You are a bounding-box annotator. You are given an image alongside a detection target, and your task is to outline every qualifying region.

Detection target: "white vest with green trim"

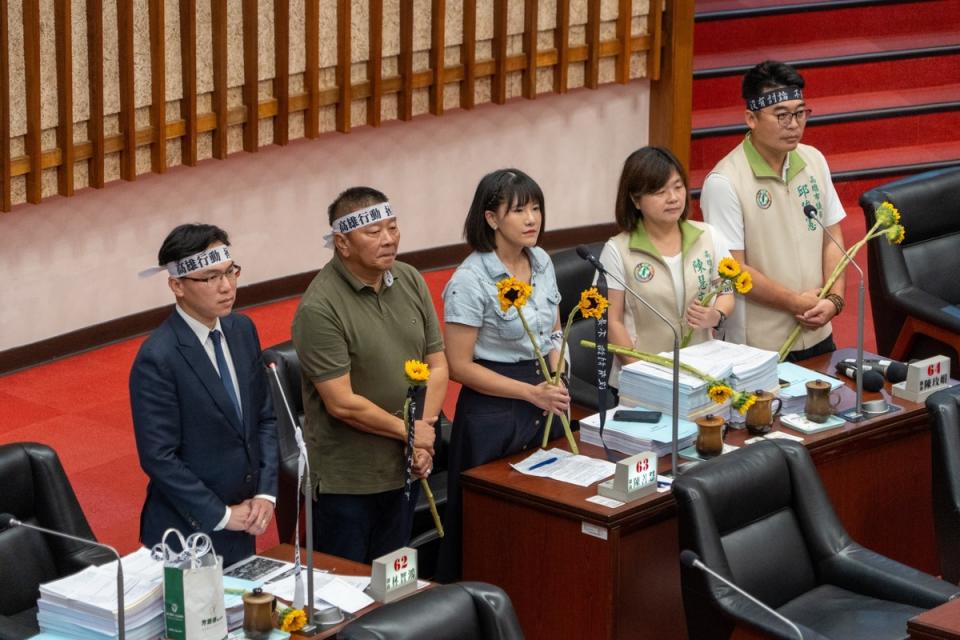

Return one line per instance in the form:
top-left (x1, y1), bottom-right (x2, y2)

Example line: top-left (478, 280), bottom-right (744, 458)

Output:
top-left (610, 220), bottom-right (718, 354)
top-left (708, 138), bottom-right (833, 353)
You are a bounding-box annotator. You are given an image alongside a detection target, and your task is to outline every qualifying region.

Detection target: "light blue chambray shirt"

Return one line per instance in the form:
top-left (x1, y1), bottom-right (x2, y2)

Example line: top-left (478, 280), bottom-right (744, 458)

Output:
top-left (442, 247), bottom-right (561, 363)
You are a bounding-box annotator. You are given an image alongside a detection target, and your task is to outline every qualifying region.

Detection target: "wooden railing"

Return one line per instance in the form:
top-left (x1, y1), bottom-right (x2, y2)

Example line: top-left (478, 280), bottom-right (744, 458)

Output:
top-left (0, 1), bottom-right (686, 213)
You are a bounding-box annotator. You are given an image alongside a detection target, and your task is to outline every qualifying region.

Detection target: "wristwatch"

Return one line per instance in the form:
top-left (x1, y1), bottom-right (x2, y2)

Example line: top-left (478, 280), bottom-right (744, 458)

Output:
top-left (714, 309), bottom-right (727, 329)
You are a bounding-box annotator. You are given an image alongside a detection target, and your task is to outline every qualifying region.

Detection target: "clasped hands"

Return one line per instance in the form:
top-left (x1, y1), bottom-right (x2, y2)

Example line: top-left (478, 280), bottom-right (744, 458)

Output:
top-left (794, 289), bottom-right (838, 328)
top-left (225, 497), bottom-right (274, 536)
top-left (411, 416), bottom-right (437, 480)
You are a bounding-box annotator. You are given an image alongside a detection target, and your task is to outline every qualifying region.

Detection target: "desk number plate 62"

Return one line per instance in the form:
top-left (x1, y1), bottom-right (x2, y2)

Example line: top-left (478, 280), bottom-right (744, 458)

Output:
top-left (369, 547), bottom-right (418, 603)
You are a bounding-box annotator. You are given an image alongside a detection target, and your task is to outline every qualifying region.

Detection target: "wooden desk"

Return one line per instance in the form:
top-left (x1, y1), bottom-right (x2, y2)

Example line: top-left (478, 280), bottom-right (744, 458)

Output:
top-left (910, 597), bottom-right (960, 639)
top-left (461, 350), bottom-right (939, 640)
top-left (260, 544), bottom-right (373, 639)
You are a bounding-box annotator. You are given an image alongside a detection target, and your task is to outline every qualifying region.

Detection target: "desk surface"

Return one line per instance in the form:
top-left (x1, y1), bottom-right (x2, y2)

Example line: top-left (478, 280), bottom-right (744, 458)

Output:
top-left (259, 544), bottom-right (373, 640)
top-left (910, 597), bottom-right (960, 640)
top-left (461, 349), bottom-right (938, 640)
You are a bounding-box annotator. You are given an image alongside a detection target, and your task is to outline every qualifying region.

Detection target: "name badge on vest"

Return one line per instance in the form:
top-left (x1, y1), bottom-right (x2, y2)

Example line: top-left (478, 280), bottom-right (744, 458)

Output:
top-left (634, 262), bottom-right (655, 283)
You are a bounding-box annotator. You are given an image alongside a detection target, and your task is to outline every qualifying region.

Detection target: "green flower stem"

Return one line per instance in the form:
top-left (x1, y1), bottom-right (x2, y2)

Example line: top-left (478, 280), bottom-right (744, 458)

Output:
top-left (516, 309), bottom-right (579, 455)
top-left (580, 339), bottom-right (711, 380)
top-left (776, 219), bottom-right (887, 361)
top-left (403, 397), bottom-right (443, 536)
top-left (542, 306), bottom-right (581, 448)
top-left (681, 288), bottom-right (720, 348)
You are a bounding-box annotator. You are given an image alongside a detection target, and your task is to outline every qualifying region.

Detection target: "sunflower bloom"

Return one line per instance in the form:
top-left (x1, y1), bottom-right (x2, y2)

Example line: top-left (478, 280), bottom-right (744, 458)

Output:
top-left (404, 359), bottom-right (430, 385)
top-left (874, 201), bottom-right (901, 228)
top-left (733, 392), bottom-right (757, 415)
top-left (734, 271), bottom-right (753, 294)
top-left (717, 257), bottom-right (741, 279)
top-left (707, 383), bottom-right (733, 404)
top-left (578, 288), bottom-right (609, 320)
top-left (885, 224), bottom-right (905, 245)
top-left (277, 607), bottom-right (306, 632)
top-left (496, 277), bottom-right (532, 312)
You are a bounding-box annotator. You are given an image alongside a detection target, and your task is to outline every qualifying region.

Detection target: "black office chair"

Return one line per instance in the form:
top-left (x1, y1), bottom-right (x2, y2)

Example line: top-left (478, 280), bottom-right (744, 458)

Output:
top-left (551, 243), bottom-right (617, 410)
top-left (336, 581), bottom-right (523, 640)
top-left (860, 167), bottom-right (960, 371)
top-left (928, 384), bottom-right (960, 584)
top-left (673, 439), bottom-right (958, 640)
top-left (262, 341), bottom-right (450, 577)
top-left (0, 442), bottom-right (116, 640)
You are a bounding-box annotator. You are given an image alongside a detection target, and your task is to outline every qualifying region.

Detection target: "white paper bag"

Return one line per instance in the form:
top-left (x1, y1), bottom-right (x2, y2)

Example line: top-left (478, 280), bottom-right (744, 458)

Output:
top-left (159, 529), bottom-right (228, 640)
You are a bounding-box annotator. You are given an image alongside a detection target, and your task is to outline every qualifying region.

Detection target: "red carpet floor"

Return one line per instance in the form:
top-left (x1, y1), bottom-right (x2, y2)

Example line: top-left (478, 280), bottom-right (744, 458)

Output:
top-left (0, 257), bottom-right (871, 555)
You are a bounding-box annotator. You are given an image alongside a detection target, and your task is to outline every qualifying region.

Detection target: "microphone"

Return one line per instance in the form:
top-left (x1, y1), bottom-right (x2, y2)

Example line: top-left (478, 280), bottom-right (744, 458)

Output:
top-left (804, 205), bottom-right (869, 422)
top-left (834, 360), bottom-right (885, 392)
top-left (266, 362), bottom-right (315, 625)
top-left (576, 245), bottom-right (684, 477)
top-left (838, 358), bottom-right (907, 385)
top-left (0, 513), bottom-right (126, 640)
top-left (680, 550), bottom-right (804, 640)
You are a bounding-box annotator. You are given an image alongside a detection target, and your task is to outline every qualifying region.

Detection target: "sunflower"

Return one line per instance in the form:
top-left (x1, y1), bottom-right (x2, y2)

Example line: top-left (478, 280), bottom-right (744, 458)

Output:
top-left (717, 257), bottom-right (741, 279)
top-left (578, 288), bottom-right (609, 320)
top-left (404, 359), bottom-right (430, 385)
top-left (496, 277), bottom-right (532, 312)
top-left (277, 607), bottom-right (306, 632)
top-left (707, 383), bottom-right (733, 404)
top-left (875, 201), bottom-right (901, 228)
top-left (733, 391), bottom-right (757, 415)
top-left (734, 271), bottom-right (753, 294)
top-left (885, 224), bottom-right (905, 245)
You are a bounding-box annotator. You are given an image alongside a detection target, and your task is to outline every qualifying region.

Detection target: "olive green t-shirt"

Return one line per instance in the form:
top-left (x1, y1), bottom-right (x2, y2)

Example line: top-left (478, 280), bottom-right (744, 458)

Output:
top-left (291, 255), bottom-right (444, 495)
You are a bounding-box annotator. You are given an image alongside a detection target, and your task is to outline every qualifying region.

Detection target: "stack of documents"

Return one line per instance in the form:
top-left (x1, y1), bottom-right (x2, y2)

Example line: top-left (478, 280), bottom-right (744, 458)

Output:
top-left (703, 341), bottom-right (780, 394)
top-left (580, 408), bottom-right (698, 457)
top-left (36, 547), bottom-right (164, 640)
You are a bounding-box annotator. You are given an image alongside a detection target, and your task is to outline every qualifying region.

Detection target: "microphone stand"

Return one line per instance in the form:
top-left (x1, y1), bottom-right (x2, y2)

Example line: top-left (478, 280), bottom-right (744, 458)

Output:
top-left (3, 516), bottom-right (125, 640)
top-left (805, 208), bottom-right (866, 422)
top-left (267, 364), bottom-right (314, 624)
top-left (578, 248), bottom-right (684, 477)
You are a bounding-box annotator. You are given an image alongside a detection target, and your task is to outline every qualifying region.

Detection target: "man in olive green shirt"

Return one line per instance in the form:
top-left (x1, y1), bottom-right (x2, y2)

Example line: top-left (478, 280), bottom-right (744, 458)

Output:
top-left (292, 186), bottom-right (448, 563)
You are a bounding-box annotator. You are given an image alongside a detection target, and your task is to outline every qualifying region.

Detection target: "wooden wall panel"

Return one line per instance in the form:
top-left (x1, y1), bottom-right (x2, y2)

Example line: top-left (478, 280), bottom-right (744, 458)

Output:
top-left (149, 0), bottom-right (166, 173)
top-left (399, 1), bottom-right (413, 120)
top-left (22, 0), bottom-right (41, 202)
top-left (430, 0), bottom-right (445, 115)
top-left (304, 0), bottom-right (319, 138)
top-left (180, 0), bottom-right (197, 166)
top-left (212, 0), bottom-right (228, 159)
top-left (274, 0), bottom-right (289, 144)
top-left (86, 0), bottom-right (104, 187)
top-left (492, 0), bottom-right (507, 104)
top-left (586, 0), bottom-right (601, 90)
top-left (555, 0), bottom-right (570, 94)
top-left (523, 0), bottom-right (538, 99)
top-left (54, 0), bottom-right (74, 195)
top-left (461, 0), bottom-right (476, 109)
top-left (242, 0), bottom-right (259, 152)
top-left (0, 0), bottom-right (9, 211)
top-left (117, 1), bottom-right (136, 181)
top-left (335, 0), bottom-right (351, 133)
top-left (368, 0), bottom-right (382, 127)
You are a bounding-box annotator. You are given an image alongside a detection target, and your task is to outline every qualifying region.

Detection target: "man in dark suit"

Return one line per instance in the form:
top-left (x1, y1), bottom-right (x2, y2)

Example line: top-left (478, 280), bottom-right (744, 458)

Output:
top-left (130, 223), bottom-right (278, 566)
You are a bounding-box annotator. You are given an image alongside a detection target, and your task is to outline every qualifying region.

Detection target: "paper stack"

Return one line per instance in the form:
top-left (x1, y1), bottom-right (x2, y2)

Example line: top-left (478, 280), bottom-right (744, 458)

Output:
top-left (707, 341), bottom-right (780, 395)
top-left (36, 547), bottom-right (164, 640)
top-left (617, 345), bottom-right (733, 420)
top-left (580, 407), bottom-right (698, 457)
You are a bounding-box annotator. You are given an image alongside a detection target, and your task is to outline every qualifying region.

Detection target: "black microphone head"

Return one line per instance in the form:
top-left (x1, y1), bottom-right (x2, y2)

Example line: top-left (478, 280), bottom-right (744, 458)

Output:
top-left (885, 361), bottom-right (908, 384)
top-left (862, 369), bottom-right (885, 392)
top-left (575, 245), bottom-right (593, 261)
top-left (679, 549), bottom-right (700, 569)
top-left (803, 204), bottom-right (819, 219)
top-left (0, 513), bottom-right (16, 529)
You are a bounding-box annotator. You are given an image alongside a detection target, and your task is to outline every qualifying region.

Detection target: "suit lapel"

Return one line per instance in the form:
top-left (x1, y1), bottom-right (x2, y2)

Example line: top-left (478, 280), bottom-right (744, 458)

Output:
top-left (171, 312), bottom-right (245, 436)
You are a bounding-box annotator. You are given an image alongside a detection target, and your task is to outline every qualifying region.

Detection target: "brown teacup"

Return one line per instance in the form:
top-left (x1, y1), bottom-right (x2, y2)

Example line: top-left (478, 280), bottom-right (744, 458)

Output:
top-left (745, 389), bottom-right (783, 435)
top-left (695, 414), bottom-right (726, 457)
top-left (805, 379), bottom-right (841, 423)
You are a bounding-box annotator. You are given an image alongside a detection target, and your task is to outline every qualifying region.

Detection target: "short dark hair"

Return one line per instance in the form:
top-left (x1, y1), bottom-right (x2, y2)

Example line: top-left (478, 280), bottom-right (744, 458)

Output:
top-left (157, 223), bottom-right (230, 265)
top-left (614, 147), bottom-right (689, 232)
top-left (463, 168), bottom-right (545, 252)
top-left (328, 186), bottom-right (388, 225)
top-left (742, 60), bottom-right (805, 103)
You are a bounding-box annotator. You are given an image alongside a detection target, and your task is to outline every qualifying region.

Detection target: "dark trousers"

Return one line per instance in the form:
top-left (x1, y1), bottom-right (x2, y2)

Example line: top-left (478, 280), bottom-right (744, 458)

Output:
top-left (785, 334), bottom-right (837, 363)
top-left (434, 359), bottom-right (563, 583)
top-left (312, 485), bottom-right (418, 564)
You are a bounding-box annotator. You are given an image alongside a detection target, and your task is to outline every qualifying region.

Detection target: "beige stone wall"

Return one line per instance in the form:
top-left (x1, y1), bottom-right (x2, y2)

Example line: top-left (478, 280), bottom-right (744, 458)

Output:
top-left (5, 0), bottom-right (652, 207)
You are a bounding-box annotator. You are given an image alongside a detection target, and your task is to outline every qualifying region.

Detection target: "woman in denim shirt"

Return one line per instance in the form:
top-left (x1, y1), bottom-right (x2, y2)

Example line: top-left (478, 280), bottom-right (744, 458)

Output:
top-left (435, 168), bottom-right (569, 582)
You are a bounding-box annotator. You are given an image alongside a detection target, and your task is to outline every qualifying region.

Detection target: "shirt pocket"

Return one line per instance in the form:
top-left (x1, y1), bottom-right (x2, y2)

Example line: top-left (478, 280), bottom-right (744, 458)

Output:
top-left (494, 306), bottom-right (527, 341)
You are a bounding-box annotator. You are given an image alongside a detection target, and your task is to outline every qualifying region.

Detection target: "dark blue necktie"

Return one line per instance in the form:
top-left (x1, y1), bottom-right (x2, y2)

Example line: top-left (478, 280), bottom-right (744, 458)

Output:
top-left (209, 330), bottom-right (242, 422)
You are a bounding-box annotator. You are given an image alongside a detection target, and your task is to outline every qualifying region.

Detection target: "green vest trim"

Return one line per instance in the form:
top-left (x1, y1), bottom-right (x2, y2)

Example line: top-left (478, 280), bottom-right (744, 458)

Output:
top-left (743, 135), bottom-right (807, 184)
top-left (628, 220), bottom-right (704, 263)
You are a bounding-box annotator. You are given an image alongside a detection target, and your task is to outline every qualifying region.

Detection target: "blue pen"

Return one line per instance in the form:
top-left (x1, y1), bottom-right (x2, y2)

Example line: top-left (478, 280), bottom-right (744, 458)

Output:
top-left (529, 457), bottom-right (558, 471)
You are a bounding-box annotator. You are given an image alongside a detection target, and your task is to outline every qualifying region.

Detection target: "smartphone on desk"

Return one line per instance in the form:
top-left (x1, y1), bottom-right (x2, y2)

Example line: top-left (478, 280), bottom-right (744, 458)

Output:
top-left (613, 410), bottom-right (662, 423)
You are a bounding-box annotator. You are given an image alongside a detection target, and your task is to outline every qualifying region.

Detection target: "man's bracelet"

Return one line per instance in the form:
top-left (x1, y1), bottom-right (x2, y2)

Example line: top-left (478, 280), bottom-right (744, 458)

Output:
top-left (826, 293), bottom-right (844, 315)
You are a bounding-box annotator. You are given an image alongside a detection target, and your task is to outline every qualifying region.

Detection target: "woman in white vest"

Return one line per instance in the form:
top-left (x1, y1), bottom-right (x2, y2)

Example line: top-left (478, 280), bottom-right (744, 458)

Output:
top-left (599, 146), bottom-right (736, 388)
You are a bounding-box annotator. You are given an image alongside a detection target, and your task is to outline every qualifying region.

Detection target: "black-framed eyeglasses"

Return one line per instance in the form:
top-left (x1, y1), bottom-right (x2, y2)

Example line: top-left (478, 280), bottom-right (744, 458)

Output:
top-left (182, 263), bottom-right (242, 286)
top-left (758, 108), bottom-right (813, 128)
